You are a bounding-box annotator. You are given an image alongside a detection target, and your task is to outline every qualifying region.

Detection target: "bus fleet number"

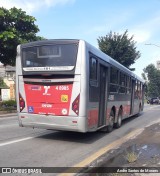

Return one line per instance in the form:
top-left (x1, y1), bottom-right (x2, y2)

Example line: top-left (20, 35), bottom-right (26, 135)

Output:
top-left (55, 86), bottom-right (69, 91)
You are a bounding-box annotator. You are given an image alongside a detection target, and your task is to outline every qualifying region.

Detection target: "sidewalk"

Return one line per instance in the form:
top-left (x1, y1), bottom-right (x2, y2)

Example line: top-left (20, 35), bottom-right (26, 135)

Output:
top-left (85, 121), bottom-right (160, 175)
top-left (0, 111), bottom-right (17, 117)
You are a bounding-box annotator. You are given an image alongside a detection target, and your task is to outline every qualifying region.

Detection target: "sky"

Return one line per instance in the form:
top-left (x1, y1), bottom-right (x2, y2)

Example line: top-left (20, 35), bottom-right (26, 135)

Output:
top-left (1, 0), bottom-right (160, 77)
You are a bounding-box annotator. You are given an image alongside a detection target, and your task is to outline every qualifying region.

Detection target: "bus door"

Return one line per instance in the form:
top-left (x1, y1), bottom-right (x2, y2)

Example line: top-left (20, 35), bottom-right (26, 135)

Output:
top-left (130, 78), bottom-right (135, 115)
top-left (98, 65), bottom-right (108, 127)
top-left (141, 83), bottom-right (145, 110)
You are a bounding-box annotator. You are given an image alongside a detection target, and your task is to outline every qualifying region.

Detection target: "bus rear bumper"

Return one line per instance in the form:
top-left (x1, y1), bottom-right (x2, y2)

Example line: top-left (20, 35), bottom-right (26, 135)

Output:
top-left (18, 113), bottom-right (87, 133)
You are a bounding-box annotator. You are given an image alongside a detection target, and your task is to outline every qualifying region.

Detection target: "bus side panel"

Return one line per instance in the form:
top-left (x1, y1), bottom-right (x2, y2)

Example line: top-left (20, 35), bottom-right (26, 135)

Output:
top-left (85, 46), bottom-right (99, 132)
top-left (74, 40), bottom-right (87, 132)
top-left (107, 93), bottom-right (132, 122)
top-left (16, 45), bottom-right (26, 127)
top-left (87, 108), bottom-right (99, 130)
top-left (131, 80), bottom-right (143, 115)
top-left (16, 45), bottom-right (21, 105)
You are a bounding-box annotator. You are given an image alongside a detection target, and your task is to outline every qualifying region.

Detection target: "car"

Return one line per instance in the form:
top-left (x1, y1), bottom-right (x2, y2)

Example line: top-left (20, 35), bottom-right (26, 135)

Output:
top-left (150, 97), bottom-right (160, 104)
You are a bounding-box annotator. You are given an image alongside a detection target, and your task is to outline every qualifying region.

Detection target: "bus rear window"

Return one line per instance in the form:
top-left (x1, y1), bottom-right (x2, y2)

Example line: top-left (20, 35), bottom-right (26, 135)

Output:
top-left (22, 44), bottom-right (78, 71)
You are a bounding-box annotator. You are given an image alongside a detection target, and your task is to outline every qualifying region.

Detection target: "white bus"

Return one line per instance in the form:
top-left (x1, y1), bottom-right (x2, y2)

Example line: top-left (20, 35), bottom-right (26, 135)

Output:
top-left (16, 39), bottom-right (144, 133)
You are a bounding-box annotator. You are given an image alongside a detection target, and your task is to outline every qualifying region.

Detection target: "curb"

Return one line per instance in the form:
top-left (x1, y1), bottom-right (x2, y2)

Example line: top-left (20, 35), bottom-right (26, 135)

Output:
top-left (0, 110), bottom-right (17, 114)
top-left (59, 128), bottom-right (144, 176)
top-left (0, 111), bottom-right (17, 118)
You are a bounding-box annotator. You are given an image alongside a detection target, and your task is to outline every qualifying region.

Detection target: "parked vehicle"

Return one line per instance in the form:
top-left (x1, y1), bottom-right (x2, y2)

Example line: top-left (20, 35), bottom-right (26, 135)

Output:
top-left (150, 97), bottom-right (160, 104)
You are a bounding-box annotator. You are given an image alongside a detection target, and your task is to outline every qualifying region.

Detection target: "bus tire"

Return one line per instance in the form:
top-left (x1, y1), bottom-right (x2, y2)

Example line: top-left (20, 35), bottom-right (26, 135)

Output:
top-left (115, 109), bottom-right (122, 128)
top-left (106, 110), bottom-right (114, 133)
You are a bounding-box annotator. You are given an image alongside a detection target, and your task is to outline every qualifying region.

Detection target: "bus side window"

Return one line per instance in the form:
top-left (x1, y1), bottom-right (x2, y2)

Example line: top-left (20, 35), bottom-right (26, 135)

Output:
top-left (137, 81), bottom-right (141, 97)
top-left (110, 67), bottom-right (118, 84)
top-left (109, 67), bottom-right (119, 93)
top-left (89, 56), bottom-right (99, 102)
top-left (140, 82), bottom-right (142, 98)
top-left (119, 72), bottom-right (126, 94)
top-left (126, 76), bottom-right (131, 94)
top-left (90, 57), bottom-right (97, 81)
top-left (134, 80), bottom-right (138, 98)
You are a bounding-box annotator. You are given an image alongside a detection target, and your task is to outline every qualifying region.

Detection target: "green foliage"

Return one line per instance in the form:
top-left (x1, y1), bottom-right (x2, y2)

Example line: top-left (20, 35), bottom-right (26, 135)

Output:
top-left (0, 99), bottom-right (16, 111)
top-left (125, 151), bottom-right (138, 163)
top-left (143, 64), bottom-right (160, 97)
top-left (97, 30), bottom-right (141, 68)
top-left (0, 7), bottom-right (45, 66)
top-left (0, 78), bottom-right (9, 88)
top-left (1, 99), bottom-right (16, 107)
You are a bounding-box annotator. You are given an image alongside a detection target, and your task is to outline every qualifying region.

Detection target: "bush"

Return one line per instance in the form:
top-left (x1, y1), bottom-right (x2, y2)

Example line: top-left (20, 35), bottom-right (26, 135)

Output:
top-left (0, 100), bottom-right (17, 109)
top-left (0, 106), bottom-right (16, 111)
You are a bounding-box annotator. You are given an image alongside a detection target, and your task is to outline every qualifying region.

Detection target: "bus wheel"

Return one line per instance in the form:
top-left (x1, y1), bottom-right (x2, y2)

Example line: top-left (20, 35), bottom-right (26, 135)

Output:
top-left (106, 110), bottom-right (114, 133)
top-left (115, 109), bottom-right (122, 128)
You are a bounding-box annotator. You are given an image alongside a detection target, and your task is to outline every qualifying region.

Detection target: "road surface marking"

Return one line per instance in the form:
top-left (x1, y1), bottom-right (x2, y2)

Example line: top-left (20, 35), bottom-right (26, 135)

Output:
top-left (59, 128), bottom-right (144, 176)
top-left (146, 119), bottom-right (160, 127)
top-left (0, 137), bottom-right (34, 147)
top-left (0, 130), bottom-right (53, 147)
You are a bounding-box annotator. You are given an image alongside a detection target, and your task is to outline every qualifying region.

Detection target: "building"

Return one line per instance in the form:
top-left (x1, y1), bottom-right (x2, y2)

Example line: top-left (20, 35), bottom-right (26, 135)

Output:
top-left (0, 65), bottom-right (16, 100)
top-left (0, 65), bottom-right (6, 77)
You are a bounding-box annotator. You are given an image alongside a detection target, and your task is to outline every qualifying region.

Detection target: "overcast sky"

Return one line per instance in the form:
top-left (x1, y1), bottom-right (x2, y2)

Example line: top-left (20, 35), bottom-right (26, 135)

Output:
top-left (1, 0), bottom-right (160, 77)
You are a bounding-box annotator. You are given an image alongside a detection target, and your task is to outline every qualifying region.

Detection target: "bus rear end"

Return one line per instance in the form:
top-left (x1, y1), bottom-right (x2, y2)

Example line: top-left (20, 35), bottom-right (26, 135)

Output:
top-left (16, 40), bottom-right (87, 132)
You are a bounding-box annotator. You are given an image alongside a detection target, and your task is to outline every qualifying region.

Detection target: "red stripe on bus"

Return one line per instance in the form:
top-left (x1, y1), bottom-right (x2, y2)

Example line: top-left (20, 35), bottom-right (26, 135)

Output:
top-left (88, 109), bottom-right (98, 127)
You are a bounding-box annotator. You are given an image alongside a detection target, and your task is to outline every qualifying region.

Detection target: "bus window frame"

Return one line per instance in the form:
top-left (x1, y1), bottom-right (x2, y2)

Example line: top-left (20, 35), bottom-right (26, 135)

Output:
top-left (126, 76), bottom-right (131, 94)
top-left (109, 66), bottom-right (119, 94)
top-left (119, 71), bottom-right (126, 94)
top-left (89, 56), bottom-right (98, 87)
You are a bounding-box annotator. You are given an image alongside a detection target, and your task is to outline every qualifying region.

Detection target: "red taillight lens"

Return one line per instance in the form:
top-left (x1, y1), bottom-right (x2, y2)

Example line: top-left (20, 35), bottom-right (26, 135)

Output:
top-left (19, 93), bottom-right (25, 112)
top-left (72, 94), bottom-right (80, 115)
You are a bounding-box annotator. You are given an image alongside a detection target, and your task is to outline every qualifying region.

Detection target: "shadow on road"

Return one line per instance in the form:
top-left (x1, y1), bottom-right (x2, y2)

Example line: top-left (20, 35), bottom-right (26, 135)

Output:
top-left (36, 113), bottom-right (143, 144)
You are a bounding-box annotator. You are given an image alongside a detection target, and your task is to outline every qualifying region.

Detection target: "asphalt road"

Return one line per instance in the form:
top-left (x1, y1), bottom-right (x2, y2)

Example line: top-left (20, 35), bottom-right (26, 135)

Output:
top-left (0, 104), bottom-right (160, 175)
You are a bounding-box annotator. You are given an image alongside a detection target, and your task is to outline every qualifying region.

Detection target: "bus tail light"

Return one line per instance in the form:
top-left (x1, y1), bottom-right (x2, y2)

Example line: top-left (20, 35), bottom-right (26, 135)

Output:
top-left (72, 94), bottom-right (80, 115)
top-left (19, 93), bottom-right (25, 112)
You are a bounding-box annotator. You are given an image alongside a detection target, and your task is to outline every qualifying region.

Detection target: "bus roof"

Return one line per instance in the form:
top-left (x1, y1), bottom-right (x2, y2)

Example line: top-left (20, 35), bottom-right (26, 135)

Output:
top-left (19, 39), bottom-right (144, 83)
top-left (20, 39), bottom-right (79, 48)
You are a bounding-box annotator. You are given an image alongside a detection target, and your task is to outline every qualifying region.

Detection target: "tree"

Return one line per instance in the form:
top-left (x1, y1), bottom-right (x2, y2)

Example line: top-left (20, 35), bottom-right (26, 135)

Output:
top-left (142, 64), bottom-right (160, 97)
top-left (97, 30), bottom-right (141, 68)
top-left (0, 7), bottom-right (44, 66)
